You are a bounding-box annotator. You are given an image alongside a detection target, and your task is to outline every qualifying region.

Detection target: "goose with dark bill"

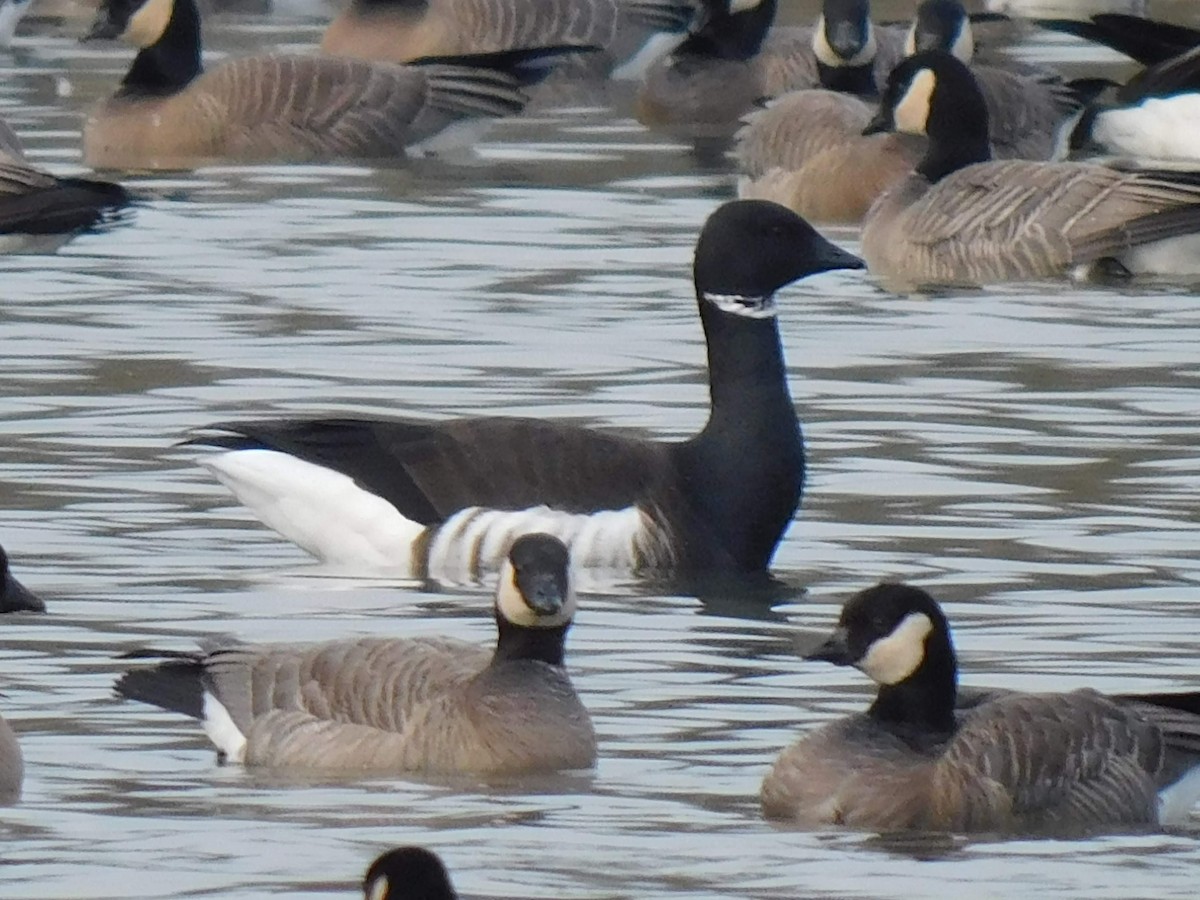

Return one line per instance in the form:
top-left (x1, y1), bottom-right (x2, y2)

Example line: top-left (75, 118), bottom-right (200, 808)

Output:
top-left (116, 534), bottom-right (595, 775)
top-left (363, 847), bottom-right (458, 900)
top-left (186, 201), bottom-right (863, 581)
top-left (860, 51), bottom-right (1200, 287)
top-left (82, 0), bottom-right (588, 169)
top-left (762, 582), bottom-right (1200, 833)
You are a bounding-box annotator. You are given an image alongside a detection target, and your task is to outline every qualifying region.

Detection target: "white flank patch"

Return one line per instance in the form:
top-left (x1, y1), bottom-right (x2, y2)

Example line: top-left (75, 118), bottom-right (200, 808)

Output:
top-left (201, 449), bottom-right (424, 567)
top-left (425, 505), bottom-right (643, 584)
top-left (858, 612), bottom-right (934, 686)
top-left (408, 119), bottom-right (494, 158)
top-left (201, 692), bottom-right (247, 764)
top-left (610, 32), bottom-right (686, 82)
top-left (1158, 762), bottom-right (1200, 825)
top-left (1120, 233), bottom-right (1200, 277)
top-left (1094, 97), bottom-right (1200, 163)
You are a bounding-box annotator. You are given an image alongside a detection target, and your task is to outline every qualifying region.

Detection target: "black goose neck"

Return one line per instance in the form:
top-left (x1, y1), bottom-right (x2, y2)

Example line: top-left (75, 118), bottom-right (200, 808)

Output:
top-left (492, 614), bottom-right (568, 667)
top-left (119, 0), bottom-right (202, 97)
top-left (818, 60), bottom-right (876, 96)
top-left (867, 642), bottom-right (958, 738)
top-left (679, 0), bottom-right (777, 60)
top-left (696, 297), bottom-right (791, 416)
top-left (917, 131), bottom-right (989, 183)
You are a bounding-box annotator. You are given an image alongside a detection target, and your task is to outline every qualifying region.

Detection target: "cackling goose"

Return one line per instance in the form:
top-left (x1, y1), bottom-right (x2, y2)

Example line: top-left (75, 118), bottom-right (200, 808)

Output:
top-left (635, 0), bottom-right (908, 132)
top-left (762, 582), bottom-right (1200, 833)
top-left (116, 534), bottom-right (596, 775)
top-left (320, 0), bottom-right (695, 77)
top-left (1, 544), bottom-right (44, 614)
top-left (859, 51), bottom-right (1200, 288)
top-left (185, 201), bottom-right (863, 580)
top-left (82, 0), bottom-right (586, 169)
top-left (0, 117), bottom-right (131, 252)
top-left (364, 847), bottom-right (457, 900)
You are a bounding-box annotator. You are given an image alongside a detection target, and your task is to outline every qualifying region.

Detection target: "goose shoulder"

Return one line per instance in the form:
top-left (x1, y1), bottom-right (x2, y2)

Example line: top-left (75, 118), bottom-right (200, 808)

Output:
top-left (971, 64), bottom-right (1076, 159)
top-left (736, 89), bottom-right (875, 177)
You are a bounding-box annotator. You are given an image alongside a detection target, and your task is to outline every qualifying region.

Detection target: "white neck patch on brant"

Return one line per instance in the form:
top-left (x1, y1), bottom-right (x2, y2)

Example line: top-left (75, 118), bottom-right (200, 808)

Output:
top-left (494, 557), bottom-right (577, 629)
top-left (702, 292), bottom-right (778, 319)
top-left (858, 612), bottom-right (933, 685)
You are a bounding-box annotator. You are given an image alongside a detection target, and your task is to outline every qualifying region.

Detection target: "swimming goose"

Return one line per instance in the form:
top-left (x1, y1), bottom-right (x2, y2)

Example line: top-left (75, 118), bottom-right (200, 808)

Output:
top-left (1, 544), bottom-right (44, 614)
top-left (116, 534), bottom-right (595, 775)
top-left (635, 0), bottom-right (908, 132)
top-left (859, 51), bottom-right (1200, 288)
top-left (320, 0), bottom-right (694, 76)
top-left (762, 582), bottom-right (1200, 833)
top-left (1037, 15), bottom-right (1200, 163)
top-left (364, 847), bottom-right (457, 900)
top-left (185, 201), bottom-right (863, 579)
top-left (82, 0), bottom-right (585, 169)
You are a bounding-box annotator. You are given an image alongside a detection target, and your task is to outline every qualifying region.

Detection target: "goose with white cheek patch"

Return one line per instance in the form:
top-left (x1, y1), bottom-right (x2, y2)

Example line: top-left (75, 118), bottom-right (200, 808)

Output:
top-left (185, 200), bottom-right (864, 581)
top-left (115, 534), bottom-right (595, 775)
top-left (363, 847), bottom-right (458, 900)
top-left (859, 50), bottom-right (1200, 288)
top-left (81, 0), bottom-right (588, 169)
top-left (762, 582), bottom-right (1200, 833)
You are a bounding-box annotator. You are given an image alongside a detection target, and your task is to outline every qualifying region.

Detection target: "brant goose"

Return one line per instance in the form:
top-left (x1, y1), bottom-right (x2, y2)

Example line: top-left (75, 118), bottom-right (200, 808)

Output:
top-left (116, 535), bottom-right (595, 775)
top-left (187, 200), bottom-right (863, 579)
top-left (763, 582), bottom-right (1200, 833)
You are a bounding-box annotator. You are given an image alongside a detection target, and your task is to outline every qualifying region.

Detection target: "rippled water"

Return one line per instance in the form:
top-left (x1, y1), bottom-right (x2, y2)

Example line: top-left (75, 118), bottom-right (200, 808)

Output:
top-left (3, 3), bottom-right (1200, 898)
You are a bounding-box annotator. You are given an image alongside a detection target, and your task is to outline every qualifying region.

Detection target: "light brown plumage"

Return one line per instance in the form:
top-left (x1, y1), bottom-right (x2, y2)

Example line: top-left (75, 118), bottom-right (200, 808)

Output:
top-left (861, 51), bottom-right (1200, 287)
top-left (83, 0), bottom-right (559, 170)
top-left (116, 535), bottom-right (596, 775)
top-left (762, 583), bottom-right (1200, 833)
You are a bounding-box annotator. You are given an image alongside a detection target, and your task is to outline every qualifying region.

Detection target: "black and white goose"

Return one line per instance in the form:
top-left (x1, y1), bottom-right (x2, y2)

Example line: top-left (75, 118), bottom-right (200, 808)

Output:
top-left (187, 200), bottom-right (864, 580)
top-left (763, 582), bottom-right (1200, 833)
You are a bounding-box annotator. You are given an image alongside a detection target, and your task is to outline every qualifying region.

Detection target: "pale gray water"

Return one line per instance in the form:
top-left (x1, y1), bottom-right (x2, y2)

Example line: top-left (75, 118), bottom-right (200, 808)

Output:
top-left (2, 4), bottom-right (1200, 899)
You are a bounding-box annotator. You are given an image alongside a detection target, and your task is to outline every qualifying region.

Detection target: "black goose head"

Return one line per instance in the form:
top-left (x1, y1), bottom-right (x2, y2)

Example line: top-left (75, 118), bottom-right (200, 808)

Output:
top-left (678, 0), bottom-right (778, 61)
top-left (906, 0), bottom-right (974, 61)
top-left (812, 0), bottom-right (879, 94)
top-left (85, 0), bottom-right (202, 94)
top-left (0, 545), bottom-right (45, 614)
top-left (493, 534), bottom-right (574, 665)
top-left (362, 847), bottom-right (458, 900)
top-left (864, 50), bottom-right (991, 181)
top-left (693, 200), bottom-right (863, 322)
top-left (807, 582), bottom-right (957, 733)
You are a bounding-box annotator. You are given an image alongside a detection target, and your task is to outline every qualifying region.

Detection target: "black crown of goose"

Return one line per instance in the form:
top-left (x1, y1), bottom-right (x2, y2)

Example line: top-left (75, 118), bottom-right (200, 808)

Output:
top-left (195, 201), bottom-right (863, 575)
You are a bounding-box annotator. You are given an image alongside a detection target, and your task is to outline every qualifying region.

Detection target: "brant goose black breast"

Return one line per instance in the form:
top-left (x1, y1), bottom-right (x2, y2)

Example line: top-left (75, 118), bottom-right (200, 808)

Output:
top-left (187, 200), bottom-right (863, 580)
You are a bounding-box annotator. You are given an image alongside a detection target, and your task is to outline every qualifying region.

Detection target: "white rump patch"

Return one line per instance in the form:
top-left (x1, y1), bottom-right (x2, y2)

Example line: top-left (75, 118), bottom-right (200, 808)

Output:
top-left (426, 505), bottom-right (645, 583)
top-left (201, 449), bottom-right (424, 567)
top-left (858, 612), bottom-right (934, 686)
top-left (1094, 97), bottom-right (1200, 162)
top-left (1119, 233), bottom-right (1200, 277)
top-left (201, 692), bottom-right (247, 765)
top-left (1158, 762), bottom-right (1200, 825)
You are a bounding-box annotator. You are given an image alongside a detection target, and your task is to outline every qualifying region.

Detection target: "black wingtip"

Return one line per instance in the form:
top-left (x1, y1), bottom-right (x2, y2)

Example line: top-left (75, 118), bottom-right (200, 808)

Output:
top-left (115, 654), bottom-right (206, 720)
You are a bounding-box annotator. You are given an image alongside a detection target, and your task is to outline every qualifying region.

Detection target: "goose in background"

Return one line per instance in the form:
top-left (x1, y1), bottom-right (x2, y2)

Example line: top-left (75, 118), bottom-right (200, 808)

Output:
top-left (859, 51), bottom-right (1200, 288)
top-left (0, 708), bottom-right (20, 804)
top-left (320, 0), bottom-right (696, 80)
top-left (986, 0), bottom-right (1146, 17)
top-left (82, 0), bottom-right (591, 169)
top-left (364, 847), bottom-right (458, 899)
top-left (116, 534), bottom-right (596, 775)
top-left (635, 0), bottom-right (909, 133)
top-left (736, 0), bottom-right (1077, 223)
top-left (184, 201), bottom-right (863, 579)
top-left (0, 116), bottom-right (131, 252)
top-left (762, 582), bottom-right (1200, 833)
top-left (1037, 14), bottom-right (1200, 163)
top-left (1, 544), bottom-right (44, 613)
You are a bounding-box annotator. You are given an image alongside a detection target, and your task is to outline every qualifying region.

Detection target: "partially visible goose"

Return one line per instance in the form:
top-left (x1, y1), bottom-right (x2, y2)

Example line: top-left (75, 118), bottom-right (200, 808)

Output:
top-left (364, 847), bottom-right (457, 900)
top-left (0, 117), bottom-right (131, 252)
top-left (0, 0), bottom-right (31, 48)
top-left (860, 51), bottom-right (1200, 288)
top-left (320, 0), bottom-right (695, 76)
top-left (736, 0), bottom-right (1074, 222)
top-left (635, 0), bottom-right (909, 132)
top-left (82, 0), bottom-right (585, 169)
top-left (116, 534), bottom-right (595, 775)
top-left (0, 708), bottom-right (20, 804)
top-left (1, 544), bottom-right (45, 614)
top-left (1037, 15), bottom-right (1200, 163)
top-left (185, 201), bottom-right (862, 579)
top-left (762, 582), bottom-right (1200, 833)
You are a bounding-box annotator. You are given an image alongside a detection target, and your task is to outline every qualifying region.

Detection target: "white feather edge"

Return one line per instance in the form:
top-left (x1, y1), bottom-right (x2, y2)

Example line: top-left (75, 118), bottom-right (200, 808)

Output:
top-left (201, 692), bottom-right (247, 764)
